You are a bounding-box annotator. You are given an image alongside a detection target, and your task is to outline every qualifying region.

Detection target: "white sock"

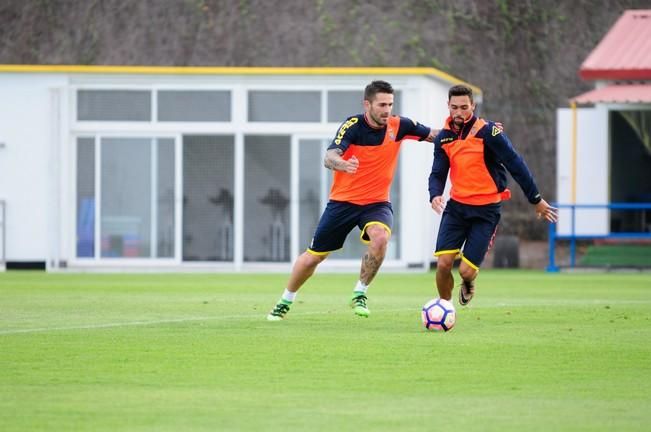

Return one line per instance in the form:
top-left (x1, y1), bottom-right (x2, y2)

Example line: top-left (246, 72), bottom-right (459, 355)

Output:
top-left (281, 289), bottom-right (296, 303)
top-left (353, 280), bottom-right (368, 294)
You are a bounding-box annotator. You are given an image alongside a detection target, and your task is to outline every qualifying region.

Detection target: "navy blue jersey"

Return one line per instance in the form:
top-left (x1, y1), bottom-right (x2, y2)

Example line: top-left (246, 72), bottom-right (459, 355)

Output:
top-left (328, 114), bottom-right (431, 151)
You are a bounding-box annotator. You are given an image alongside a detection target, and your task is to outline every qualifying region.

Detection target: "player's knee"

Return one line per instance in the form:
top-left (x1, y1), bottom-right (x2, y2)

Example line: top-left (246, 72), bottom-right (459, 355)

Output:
top-left (436, 254), bottom-right (455, 273)
top-left (370, 234), bottom-right (389, 251)
top-left (301, 251), bottom-right (327, 268)
top-left (458, 262), bottom-right (478, 281)
top-left (367, 225), bottom-right (390, 249)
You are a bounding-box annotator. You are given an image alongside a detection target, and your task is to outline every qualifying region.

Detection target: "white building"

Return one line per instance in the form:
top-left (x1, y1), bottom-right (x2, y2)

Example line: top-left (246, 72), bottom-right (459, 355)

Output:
top-left (555, 10), bottom-right (651, 238)
top-left (0, 65), bottom-right (481, 271)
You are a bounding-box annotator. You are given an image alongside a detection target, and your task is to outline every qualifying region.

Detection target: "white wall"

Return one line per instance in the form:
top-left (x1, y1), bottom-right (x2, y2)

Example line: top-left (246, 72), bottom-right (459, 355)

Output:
top-left (556, 107), bottom-right (609, 235)
top-left (0, 74), bottom-right (68, 261)
top-left (400, 80), bottom-right (449, 267)
top-left (0, 70), bottom-right (462, 269)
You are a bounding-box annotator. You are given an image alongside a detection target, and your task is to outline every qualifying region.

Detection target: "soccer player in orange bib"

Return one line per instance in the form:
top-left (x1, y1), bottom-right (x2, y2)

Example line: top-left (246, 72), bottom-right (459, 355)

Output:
top-left (267, 80), bottom-right (436, 320)
top-left (429, 84), bottom-right (558, 306)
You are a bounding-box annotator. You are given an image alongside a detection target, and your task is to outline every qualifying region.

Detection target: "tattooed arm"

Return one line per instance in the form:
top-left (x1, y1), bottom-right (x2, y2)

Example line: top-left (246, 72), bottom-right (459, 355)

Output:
top-left (324, 148), bottom-right (359, 174)
top-left (424, 128), bottom-right (439, 142)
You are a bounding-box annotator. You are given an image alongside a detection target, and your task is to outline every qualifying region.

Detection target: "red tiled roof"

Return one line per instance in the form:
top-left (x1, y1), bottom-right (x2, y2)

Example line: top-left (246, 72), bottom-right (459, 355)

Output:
top-left (579, 10), bottom-right (651, 80)
top-left (571, 84), bottom-right (651, 104)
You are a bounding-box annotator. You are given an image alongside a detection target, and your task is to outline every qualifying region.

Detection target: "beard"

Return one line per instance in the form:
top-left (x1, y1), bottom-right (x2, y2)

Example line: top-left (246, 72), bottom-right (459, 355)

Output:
top-left (370, 112), bottom-right (388, 126)
top-left (452, 115), bottom-right (465, 128)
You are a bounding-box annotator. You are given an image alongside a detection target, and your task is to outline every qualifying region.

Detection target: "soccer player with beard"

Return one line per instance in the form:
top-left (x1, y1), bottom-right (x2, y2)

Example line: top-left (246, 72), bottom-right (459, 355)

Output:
top-left (267, 80), bottom-right (436, 320)
top-left (428, 84), bottom-right (558, 306)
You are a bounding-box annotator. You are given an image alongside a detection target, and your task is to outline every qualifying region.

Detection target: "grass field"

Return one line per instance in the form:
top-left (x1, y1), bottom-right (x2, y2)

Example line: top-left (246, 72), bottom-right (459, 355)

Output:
top-left (1, 270), bottom-right (650, 431)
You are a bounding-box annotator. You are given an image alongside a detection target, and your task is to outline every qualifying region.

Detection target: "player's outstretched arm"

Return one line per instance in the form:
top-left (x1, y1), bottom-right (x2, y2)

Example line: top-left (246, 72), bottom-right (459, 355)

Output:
top-left (423, 128), bottom-right (439, 142)
top-left (534, 199), bottom-right (558, 223)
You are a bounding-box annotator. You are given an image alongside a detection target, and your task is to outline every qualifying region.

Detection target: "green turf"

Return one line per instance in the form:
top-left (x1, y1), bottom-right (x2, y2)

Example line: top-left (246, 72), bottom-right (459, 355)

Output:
top-left (580, 244), bottom-right (651, 267)
top-left (1, 270), bottom-right (650, 431)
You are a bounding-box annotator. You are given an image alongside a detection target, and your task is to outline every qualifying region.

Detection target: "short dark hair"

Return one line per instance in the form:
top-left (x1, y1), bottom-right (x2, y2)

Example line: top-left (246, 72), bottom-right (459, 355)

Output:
top-left (448, 84), bottom-right (473, 103)
top-left (364, 80), bottom-right (394, 101)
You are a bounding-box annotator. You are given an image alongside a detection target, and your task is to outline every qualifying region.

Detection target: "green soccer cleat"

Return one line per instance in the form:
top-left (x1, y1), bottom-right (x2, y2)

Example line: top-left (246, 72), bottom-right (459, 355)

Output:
top-left (350, 293), bottom-right (370, 317)
top-left (267, 300), bottom-right (291, 321)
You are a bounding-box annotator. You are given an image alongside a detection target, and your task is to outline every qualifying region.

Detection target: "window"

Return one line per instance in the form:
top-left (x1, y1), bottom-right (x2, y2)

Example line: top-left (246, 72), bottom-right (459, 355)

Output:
top-left (77, 90), bottom-right (151, 121)
top-left (248, 91), bottom-right (320, 122)
top-left (76, 137), bottom-right (95, 257)
top-left (99, 137), bottom-right (175, 258)
top-left (244, 135), bottom-right (291, 261)
top-left (328, 91), bottom-right (363, 122)
top-left (327, 90), bottom-right (402, 122)
top-left (298, 139), bottom-right (327, 250)
top-left (158, 90), bottom-right (231, 122)
top-left (182, 135), bottom-right (235, 261)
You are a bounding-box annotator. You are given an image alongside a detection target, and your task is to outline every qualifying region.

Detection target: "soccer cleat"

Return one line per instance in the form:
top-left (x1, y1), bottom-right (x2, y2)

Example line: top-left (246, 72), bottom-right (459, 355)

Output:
top-left (458, 280), bottom-right (475, 306)
top-left (350, 293), bottom-right (370, 317)
top-left (267, 300), bottom-right (291, 321)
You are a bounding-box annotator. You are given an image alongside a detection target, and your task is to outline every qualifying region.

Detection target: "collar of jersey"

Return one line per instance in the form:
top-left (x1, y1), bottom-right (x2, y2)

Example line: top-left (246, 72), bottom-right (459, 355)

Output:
top-left (444, 115), bottom-right (478, 138)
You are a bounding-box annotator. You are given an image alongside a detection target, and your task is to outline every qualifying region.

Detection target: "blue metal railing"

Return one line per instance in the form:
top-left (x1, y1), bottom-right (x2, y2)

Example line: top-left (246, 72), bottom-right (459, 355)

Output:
top-left (547, 202), bottom-right (651, 271)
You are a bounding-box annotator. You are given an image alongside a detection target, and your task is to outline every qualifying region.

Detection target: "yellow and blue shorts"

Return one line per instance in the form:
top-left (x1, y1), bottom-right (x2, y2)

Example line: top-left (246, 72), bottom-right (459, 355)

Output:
top-left (307, 201), bottom-right (393, 255)
top-left (434, 199), bottom-right (500, 269)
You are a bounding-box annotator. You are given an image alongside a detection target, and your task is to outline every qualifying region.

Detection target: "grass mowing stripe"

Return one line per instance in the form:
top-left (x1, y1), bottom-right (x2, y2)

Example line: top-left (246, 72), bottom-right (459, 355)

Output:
top-left (2, 298), bottom-right (648, 335)
top-left (0, 308), bottom-right (419, 335)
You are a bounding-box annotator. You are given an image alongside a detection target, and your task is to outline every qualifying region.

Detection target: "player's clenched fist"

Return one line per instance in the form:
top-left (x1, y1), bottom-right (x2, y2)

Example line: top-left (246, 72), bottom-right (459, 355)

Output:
top-left (345, 155), bottom-right (359, 174)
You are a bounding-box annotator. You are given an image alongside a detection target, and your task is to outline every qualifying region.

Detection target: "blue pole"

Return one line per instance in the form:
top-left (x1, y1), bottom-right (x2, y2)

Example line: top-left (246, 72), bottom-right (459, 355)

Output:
top-left (546, 220), bottom-right (559, 272)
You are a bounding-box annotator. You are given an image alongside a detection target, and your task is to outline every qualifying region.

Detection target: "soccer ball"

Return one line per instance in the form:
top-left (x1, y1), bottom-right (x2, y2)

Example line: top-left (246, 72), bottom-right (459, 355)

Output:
top-left (421, 298), bottom-right (456, 332)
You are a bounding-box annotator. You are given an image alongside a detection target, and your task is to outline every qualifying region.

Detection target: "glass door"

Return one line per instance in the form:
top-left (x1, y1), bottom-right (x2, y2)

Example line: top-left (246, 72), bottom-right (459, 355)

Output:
top-left (295, 137), bottom-right (329, 254)
top-left (243, 135), bottom-right (291, 262)
top-left (182, 135), bottom-right (235, 262)
top-left (75, 136), bottom-right (176, 260)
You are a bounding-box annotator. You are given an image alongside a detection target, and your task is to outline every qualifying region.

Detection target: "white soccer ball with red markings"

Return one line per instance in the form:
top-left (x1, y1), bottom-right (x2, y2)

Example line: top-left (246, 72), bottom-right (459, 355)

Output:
top-left (421, 298), bottom-right (456, 332)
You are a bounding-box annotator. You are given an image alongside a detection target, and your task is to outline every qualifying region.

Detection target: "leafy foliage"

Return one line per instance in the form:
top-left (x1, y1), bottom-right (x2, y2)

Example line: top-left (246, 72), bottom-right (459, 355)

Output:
top-left (0, 0), bottom-right (648, 237)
